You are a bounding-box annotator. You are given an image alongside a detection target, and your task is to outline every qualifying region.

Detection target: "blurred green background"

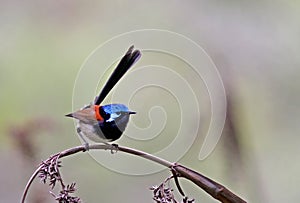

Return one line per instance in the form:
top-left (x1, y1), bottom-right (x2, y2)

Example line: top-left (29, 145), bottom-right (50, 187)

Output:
top-left (1, 1), bottom-right (300, 202)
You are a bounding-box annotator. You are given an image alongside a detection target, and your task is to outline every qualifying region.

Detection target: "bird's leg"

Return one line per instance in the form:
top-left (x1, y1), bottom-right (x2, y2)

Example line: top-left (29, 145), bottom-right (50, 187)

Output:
top-left (76, 127), bottom-right (90, 151)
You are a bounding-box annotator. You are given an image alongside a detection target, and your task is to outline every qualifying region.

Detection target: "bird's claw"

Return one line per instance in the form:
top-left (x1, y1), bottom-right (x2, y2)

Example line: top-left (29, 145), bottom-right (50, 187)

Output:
top-left (110, 144), bottom-right (119, 154)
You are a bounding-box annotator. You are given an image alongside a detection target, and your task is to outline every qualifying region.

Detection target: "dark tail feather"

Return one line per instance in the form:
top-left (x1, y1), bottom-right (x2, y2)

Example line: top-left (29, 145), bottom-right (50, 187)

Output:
top-left (94, 45), bottom-right (141, 105)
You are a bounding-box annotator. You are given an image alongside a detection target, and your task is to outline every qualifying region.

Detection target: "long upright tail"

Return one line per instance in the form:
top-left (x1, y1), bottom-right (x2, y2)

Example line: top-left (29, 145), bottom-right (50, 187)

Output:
top-left (94, 45), bottom-right (141, 105)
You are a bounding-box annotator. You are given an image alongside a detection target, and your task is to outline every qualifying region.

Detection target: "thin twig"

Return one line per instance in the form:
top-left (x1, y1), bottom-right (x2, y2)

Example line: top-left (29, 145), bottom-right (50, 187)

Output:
top-left (21, 164), bottom-right (44, 203)
top-left (171, 167), bottom-right (185, 196)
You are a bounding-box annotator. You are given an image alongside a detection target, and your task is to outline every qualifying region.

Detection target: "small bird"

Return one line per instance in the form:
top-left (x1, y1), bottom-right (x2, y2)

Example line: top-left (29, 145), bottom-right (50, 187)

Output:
top-left (66, 46), bottom-right (141, 148)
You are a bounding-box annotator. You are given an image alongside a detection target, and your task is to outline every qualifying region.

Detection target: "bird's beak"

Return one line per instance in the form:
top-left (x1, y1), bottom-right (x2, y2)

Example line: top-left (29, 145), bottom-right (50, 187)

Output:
top-left (129, 111), bottom-right (136, 115)
top-left (65, 113), bottom-right (74, 117)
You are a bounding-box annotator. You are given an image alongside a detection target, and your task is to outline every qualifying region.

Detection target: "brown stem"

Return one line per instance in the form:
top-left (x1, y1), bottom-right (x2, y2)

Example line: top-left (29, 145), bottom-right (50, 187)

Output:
top-left (173, 164), bottom-right (247, 203)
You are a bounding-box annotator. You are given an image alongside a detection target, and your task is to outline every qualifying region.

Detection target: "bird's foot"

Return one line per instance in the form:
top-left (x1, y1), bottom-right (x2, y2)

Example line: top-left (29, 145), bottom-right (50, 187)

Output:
top-left (110, 143), bottom-right (119, 154)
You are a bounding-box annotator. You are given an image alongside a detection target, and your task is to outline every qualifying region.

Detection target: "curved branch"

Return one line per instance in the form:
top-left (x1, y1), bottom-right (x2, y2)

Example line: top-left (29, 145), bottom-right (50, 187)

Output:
top-left (173, 164), bottom-right (246, 203)
top-left (21, 144), bottom-right (246, 203)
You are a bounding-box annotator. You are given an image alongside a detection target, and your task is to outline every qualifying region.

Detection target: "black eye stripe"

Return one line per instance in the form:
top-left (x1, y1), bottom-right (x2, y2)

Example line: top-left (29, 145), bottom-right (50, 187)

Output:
top-left (99, 106), bottom-right (110, 120)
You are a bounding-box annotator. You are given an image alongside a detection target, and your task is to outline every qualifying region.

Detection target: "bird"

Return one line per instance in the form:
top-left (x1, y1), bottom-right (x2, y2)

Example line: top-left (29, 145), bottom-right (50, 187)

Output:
top-left (65, 46), bottom-right (141, 149)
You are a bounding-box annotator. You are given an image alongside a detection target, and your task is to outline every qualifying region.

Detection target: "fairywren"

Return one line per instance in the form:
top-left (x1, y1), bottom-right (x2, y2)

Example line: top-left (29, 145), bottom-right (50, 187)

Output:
top-left (66, 46), bottom-right (141, 147)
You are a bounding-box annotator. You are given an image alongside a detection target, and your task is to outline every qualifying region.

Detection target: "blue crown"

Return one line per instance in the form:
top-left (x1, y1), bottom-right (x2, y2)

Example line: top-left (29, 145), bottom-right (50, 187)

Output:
top-left (102, 104), bottom-right (130, 114)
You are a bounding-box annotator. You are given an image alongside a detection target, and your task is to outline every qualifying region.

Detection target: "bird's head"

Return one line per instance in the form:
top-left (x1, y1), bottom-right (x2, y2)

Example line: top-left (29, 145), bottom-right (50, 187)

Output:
top-left (100, 104), bottom-right (136, 126)
top-left (66, 104), bottom-right (136, 125)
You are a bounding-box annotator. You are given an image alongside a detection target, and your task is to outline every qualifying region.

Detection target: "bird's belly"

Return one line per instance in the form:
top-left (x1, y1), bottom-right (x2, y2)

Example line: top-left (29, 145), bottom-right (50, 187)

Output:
top-left (76, 121), bottom-right (112, 143)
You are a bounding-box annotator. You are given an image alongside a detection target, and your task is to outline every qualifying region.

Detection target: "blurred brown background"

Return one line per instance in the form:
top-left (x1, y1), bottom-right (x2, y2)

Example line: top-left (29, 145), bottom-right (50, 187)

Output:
top-left (1, 1), bottom-right (299, 202)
